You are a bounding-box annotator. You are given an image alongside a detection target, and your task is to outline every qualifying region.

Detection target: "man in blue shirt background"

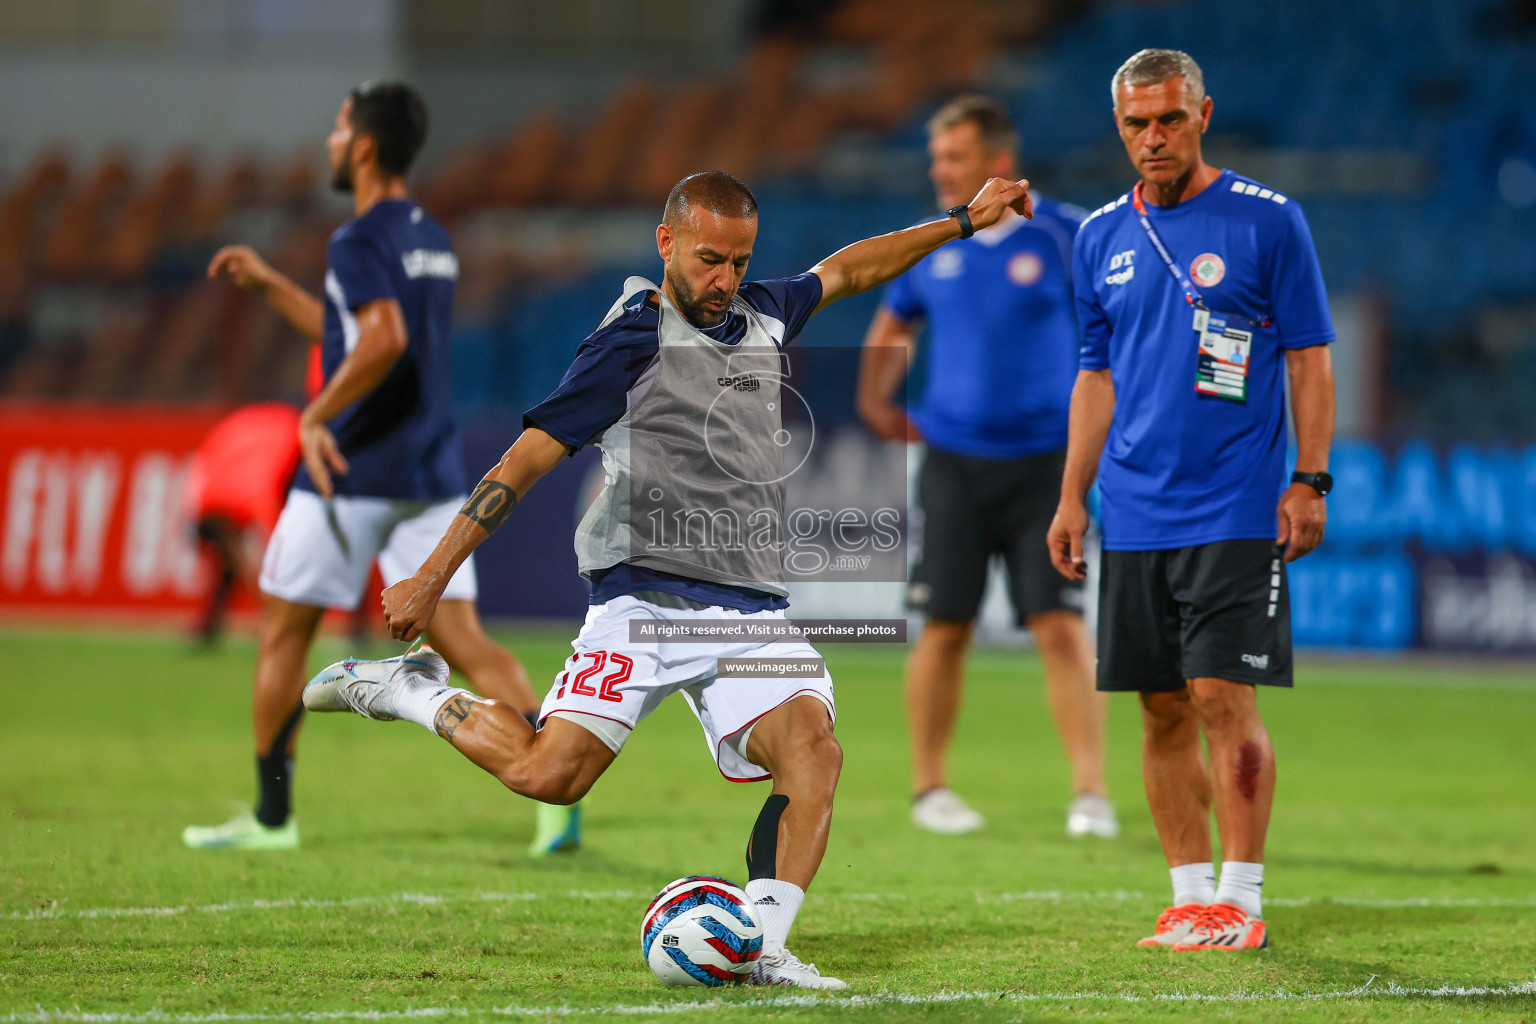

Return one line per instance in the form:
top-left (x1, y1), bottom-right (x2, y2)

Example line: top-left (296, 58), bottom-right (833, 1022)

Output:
top-left (186, 82), bottom-right (552, 853)
top-left (858, 96), bottom-right (1115, 841)
top-left (1050, 50), bottom-right (1335, 952)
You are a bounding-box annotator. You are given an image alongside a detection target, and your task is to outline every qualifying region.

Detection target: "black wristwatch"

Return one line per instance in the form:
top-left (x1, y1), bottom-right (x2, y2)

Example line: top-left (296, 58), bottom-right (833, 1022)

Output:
top-left (1292, 470), bottom-right (1333, 497)
top-left (946, 204), bottom-right (975, 239)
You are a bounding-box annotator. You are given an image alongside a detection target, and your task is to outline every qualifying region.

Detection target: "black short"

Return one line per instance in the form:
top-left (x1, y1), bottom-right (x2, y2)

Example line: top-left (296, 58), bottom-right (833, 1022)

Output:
top-left (907, 446), bottom-right (1084, 624)
top-left (1098, 539), bottom-right (1293, 692)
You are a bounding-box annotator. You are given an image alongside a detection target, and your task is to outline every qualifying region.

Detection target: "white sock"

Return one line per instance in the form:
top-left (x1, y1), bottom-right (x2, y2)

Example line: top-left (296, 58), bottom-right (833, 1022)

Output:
top-left (1215, 861), bottom-right (1264, 917)
top-left (744, 878), bottom-right (804, 955)
top-left (391, 677), bottom-right (474, 735)
top-left (1169, 861), bottom-right (1217, 907)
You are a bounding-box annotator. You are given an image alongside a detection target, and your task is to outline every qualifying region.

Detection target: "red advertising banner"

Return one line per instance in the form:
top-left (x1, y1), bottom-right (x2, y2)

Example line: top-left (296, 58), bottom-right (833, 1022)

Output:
top-left (1, 404), bottom-right (228, 616)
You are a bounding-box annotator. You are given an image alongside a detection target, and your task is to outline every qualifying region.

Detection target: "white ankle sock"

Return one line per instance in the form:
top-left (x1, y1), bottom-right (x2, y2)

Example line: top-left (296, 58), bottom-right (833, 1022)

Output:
top-left (392, 677), bottom-right (473, 734)
top-left (1169, 861), bottom-right (1217, 907)
top-left (1215, 861), bottom-right (1264, 917)
top-left (744, 878), bottom-right (804, 954)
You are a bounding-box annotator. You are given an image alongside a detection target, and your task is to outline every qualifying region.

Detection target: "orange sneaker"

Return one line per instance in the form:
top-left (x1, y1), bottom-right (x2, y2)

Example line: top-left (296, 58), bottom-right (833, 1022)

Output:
top-left (1172, 902), bottom-right (1268, 951)
top-left (1136, 903), bottom-right (1207, 947)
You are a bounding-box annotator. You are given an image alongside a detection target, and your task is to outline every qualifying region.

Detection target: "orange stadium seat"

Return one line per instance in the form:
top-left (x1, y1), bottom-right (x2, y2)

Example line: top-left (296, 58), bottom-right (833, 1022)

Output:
top-left (41, 153), bottom-right (133, 280)
top-left (563, 82), bottom-right (657, 205)
top-left (102, 154), bottom-right (198, 281)
top-left (186, 157), bottom-right (261, 243)
top-left (485, 114), bottom-right (567, 207)
top-left (627, 90), bottom-right (722, 204)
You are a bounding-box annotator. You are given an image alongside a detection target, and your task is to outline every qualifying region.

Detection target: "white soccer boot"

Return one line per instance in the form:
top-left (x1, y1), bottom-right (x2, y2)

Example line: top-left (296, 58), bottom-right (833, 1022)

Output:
top-left (1066, 793), bottom-right (1120, 839)
top-left (1173, 903), bottom-right (1269, 951)
top-left (303, 646), bottom-right (450, 720)
top-left (911, 787), bottom-right (985, 835)
top-left (750, 948), bottom-right (848, 989)
top-left (1136, 903), bottom-right (1206, 947)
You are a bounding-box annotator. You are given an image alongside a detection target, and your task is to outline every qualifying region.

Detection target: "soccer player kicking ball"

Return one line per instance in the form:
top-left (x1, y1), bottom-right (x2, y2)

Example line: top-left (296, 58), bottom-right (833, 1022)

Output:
top-left (1049, 50), bottom-right (1335, 951)
top-left (185, 82), bottom-right (571, 856)
top-left (304, 169), bottom-right (1033, 988)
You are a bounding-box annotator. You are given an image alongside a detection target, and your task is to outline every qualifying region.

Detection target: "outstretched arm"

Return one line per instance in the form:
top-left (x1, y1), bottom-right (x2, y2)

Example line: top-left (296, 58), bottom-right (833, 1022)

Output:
top-left (810, 177), bottom-right (1032, 312)
top-left (382, 427), bottom-right (571, 641)
top-left (207, 245), bottom-right (324, 342)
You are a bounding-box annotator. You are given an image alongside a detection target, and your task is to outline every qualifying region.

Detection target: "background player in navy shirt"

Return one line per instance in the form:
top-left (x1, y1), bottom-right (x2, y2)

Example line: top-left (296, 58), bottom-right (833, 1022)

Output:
top-left (185, 82), bottom-right (552, 852)
top-left (1049, 51), bottom-right (1335, 951)
top-left (856, 97), bottom-right (1116, 841)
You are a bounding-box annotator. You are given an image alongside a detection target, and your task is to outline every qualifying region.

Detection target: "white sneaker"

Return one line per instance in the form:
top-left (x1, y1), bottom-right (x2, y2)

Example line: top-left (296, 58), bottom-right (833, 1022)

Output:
top-left (1136, 903), bottom-right (1205, 947)
top-left (750, 948), bottom-right (848, 989)
top-left (1066, 793), bottom-right (1120, 839)
top-left (303, 646), bottom-right (450, 719)
top-left (1173, 903), bottom-right (1269, 951)
top-left (911, 787), bottom-right (985, 835)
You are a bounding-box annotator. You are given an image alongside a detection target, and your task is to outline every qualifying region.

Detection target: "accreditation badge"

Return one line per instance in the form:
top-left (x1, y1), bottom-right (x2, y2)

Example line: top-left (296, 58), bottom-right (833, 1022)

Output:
top-left (1192, 308), bottom-right (1252, 402)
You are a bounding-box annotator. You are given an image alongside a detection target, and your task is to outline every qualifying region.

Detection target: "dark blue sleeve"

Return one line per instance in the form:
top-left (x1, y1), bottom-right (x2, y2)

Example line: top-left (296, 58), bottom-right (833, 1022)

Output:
top-left (881, 270), bottom-right (925, 322)
top-left (1074, 228), bottom-right (1111, 371)
top-left (328, 233), bottom-right (396, 310)
top-left (1266, 202), bottom-right (1335, 350)
top-left (738, 273), bottom-right (824, 344)
top-left (522, 308), bottom-right (660, 452)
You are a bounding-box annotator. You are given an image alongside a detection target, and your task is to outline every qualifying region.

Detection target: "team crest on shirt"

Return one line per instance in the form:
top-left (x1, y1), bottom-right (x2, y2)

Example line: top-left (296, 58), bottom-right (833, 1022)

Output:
top-left (1007, 251), bottom-right (1043, 287)
top-left (932, 248), bottom-right (964, 279)
top-left (1190, 253), bottom-right (1226, 287)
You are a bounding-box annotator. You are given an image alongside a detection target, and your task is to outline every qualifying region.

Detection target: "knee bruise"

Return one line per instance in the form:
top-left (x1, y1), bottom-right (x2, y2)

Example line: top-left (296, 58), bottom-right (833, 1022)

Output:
top-left (746, 794), bottom-right (789, 881)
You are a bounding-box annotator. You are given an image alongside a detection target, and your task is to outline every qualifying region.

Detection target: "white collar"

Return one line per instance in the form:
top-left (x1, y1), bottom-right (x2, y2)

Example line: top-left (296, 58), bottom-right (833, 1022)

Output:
top-left (971, 208), bottom-right (1026, 247)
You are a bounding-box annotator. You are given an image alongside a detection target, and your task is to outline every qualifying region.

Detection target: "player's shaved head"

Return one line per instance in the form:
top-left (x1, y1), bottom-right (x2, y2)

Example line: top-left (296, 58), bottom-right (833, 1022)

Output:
top-left (663, 171), bottom-right (758, 231)
top-left (656, 172), bottom-right (758, 329)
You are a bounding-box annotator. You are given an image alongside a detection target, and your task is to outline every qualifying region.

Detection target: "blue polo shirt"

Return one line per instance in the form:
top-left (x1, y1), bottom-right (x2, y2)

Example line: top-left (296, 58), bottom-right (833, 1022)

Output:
top-left (1074, 170), bottom-right (1334, 550)
top-left (296, 199), bottom-right (464, 500)
top-left (882, 198), bottom-right (1084, 460)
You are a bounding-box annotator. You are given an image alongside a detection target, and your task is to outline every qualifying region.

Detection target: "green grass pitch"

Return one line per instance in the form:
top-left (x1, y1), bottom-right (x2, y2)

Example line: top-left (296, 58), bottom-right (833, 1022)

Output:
top-left (3, 626), bottom-right (1534, 1023)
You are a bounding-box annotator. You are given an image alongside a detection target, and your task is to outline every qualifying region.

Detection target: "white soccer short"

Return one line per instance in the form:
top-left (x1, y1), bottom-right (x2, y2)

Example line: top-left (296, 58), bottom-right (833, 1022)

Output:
top-left (539, 595), bottom-right (837, 782)
top-left (259, 489), bottom-right (478, 610)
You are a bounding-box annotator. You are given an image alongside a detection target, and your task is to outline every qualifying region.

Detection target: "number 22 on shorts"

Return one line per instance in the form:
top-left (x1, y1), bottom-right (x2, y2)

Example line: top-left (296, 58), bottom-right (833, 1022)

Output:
top-left (558, 651), bottom-right (632, 703)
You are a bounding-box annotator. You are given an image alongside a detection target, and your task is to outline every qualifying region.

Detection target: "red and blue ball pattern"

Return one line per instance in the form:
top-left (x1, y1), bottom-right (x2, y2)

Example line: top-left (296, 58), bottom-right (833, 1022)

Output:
top-left (640, 876), bottom-right (763, 986)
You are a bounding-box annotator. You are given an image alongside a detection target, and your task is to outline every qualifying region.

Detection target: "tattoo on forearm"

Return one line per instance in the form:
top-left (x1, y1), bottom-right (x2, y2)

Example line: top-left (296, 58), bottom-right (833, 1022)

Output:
top-left (434, 694), bottom-right (483, 740)
top-left (459, 480), bottom-right (517, 533)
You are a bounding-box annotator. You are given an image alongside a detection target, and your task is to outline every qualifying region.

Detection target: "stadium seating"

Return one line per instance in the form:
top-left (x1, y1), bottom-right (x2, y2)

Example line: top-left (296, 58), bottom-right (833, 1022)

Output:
top-left (0, 0), bottom-right (1530, 437)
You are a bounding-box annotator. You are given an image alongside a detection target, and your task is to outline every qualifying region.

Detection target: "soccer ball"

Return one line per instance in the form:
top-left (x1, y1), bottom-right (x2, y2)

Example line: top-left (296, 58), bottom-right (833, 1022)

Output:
top-left (640, 875), bottom-right (763, 986)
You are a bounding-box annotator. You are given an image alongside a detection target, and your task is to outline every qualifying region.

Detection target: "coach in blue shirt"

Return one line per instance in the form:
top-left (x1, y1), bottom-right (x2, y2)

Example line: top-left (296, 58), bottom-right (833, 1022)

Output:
top-left (858, 96), bottom-right (1116, 841)
top-left (1049, 51), bottom-right (1335, 951)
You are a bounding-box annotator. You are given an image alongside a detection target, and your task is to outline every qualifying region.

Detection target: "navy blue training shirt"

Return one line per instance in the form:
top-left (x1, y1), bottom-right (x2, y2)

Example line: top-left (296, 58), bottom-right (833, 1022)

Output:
top-left (1074, 170), bottom-right (1334, 550)
top-left (523, 274), bottom-right (824, 611)
top-left (294, 198), bottom-right (465, 501)
top-left (882, 199), bottom-right (1085, 460)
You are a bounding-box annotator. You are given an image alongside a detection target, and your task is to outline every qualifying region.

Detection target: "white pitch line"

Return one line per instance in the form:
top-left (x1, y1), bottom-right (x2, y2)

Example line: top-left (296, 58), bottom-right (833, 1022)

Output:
top-left (1268, 895), bottom-right (1536, 908)
top-left (995, 889), bottom-right (1149, 902)
top-left (5, 981), bottom-right (1535, 1021)
top-left (994, 891), bottom-right (1536, 909)
top-left (11, 890), bottom-right (1536, 923)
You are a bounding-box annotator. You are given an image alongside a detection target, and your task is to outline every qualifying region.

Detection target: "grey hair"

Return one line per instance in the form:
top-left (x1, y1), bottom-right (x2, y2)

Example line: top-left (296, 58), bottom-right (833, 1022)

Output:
top-left (1111, 49), bottom-right (1205, 104)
